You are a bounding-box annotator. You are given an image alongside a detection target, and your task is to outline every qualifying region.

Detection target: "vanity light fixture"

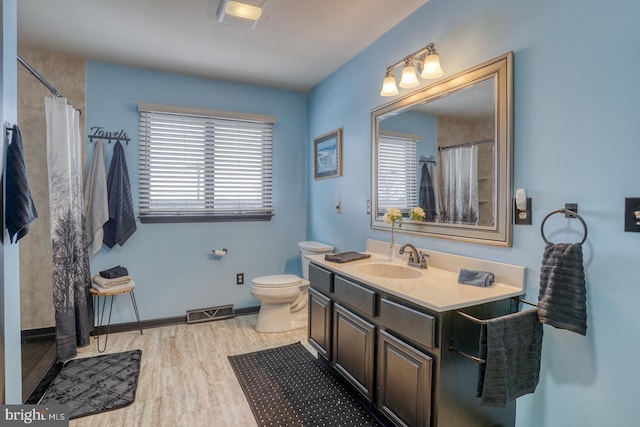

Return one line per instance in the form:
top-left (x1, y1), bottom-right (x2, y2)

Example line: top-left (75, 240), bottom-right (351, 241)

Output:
top-left (217, 0), bottom-right (265, 29)
top-left (380, 42), bottom-right (443, 96)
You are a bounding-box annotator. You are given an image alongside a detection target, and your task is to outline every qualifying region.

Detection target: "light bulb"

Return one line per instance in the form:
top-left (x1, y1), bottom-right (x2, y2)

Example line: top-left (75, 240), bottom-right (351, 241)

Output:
top-left (224, 1), bottom-right (263, 20)
top-left (380, 73), bottom-right (399, 96)
top-left (421, 52), bottom-right (444, 79)
top-left (399, 59), bottom-right (419, 88)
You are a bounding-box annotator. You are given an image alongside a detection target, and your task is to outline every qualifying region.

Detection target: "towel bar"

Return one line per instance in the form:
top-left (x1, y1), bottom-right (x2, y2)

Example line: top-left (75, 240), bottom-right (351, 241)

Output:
top-left (449, 297), bottom-right (539, 364)
top-left (454, 297), bottom-right (537, 325)
top-left (448, 346), bottom-right (486, 364)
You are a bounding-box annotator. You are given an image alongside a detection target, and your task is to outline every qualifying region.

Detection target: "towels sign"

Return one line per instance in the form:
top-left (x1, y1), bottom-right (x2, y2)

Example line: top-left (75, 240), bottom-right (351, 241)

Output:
top-left (88, 126), bottom-right (130, 144)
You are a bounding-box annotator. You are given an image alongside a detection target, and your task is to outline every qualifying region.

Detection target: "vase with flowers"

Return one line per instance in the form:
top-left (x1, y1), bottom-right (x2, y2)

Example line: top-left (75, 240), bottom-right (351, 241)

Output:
top-left (382, 207), bottom-right (402, 261)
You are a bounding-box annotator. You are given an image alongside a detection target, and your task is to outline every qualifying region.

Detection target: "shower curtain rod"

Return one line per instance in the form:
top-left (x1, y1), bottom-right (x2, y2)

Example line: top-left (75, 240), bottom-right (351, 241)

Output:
top-left (438, 139), bottom-right (494, 151)
top-left (17, 55), bottom-right (62, 97)
top-left (17, 55), bottom-right (81, 116)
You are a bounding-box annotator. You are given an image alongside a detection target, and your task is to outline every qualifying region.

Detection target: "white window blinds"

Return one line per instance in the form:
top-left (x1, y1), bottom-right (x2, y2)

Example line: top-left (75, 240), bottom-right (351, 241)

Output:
top-left (377, 134), bottom-right (418, 213)
top-left (139, 107), bottom-right (274, 222)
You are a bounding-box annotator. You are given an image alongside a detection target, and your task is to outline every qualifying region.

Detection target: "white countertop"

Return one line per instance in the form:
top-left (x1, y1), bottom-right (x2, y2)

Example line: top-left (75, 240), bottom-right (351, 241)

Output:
top-left (307, 249), bottom-right (526, 313)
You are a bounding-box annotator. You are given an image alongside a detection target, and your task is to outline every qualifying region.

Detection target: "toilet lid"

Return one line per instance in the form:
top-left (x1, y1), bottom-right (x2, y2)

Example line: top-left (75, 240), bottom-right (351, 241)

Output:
top-left (253, 274), bottom-right (302, 288)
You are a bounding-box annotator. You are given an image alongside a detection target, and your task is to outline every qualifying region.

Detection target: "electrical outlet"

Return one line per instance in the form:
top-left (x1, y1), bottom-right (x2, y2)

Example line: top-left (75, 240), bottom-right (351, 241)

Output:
top-left (514, 197), bottom-right (532, 225)
top-left (236, 273), bottom-right (244, 285)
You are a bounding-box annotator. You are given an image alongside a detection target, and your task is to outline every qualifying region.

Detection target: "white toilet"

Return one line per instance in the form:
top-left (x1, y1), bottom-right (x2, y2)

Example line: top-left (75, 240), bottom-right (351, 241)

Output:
top-left (251, 241), bottom-right (334, 333)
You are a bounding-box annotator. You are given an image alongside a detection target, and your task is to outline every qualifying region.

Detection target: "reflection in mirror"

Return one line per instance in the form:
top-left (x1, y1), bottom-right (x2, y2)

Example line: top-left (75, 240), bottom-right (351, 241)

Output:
top-left (371, 53), bottom-right (512, 246)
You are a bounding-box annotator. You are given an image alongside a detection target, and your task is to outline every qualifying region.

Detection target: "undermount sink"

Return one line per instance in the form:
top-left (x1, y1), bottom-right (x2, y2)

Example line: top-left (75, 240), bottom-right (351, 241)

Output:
top-left (356, 263), bottom-right (423, 279)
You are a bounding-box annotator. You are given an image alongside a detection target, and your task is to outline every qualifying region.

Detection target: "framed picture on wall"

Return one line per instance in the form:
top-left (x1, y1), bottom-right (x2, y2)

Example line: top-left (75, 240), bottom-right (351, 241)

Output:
top-left (314, 128), bottom-right (342, 179)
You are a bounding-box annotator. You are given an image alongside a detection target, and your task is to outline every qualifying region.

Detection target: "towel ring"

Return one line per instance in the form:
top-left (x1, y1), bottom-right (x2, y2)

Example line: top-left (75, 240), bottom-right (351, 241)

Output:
top-left (540, 209), bottom-right (588, 245)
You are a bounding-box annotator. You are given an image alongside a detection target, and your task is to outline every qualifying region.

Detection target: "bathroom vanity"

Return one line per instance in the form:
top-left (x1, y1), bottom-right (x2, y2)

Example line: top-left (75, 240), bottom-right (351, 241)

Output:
top-left (306, 241), bottom-right (526, 427)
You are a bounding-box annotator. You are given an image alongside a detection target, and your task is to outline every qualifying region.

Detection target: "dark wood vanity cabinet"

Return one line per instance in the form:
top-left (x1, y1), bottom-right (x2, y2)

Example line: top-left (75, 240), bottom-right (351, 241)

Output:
top-left (307, 262), bottom-right (516, 427)
top-left (308, 288), bottom-right (332, 359)
top-left (378, 329), bottom-right (433, 427)
top-left (333, 303), bottom-right (376, 400)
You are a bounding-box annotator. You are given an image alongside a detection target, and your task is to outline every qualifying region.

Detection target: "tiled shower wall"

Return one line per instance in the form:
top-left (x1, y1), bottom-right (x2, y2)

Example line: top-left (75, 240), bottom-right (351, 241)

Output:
top-left (17, 49), bottom-right (86, 330)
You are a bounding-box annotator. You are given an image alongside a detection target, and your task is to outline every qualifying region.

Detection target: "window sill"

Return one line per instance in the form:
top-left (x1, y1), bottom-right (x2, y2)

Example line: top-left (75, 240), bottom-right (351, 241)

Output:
top-left (139, 214), bottom-right (273, 224)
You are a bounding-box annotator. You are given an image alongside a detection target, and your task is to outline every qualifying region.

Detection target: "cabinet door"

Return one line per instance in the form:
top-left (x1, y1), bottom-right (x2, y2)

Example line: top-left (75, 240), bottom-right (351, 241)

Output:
top-left (378, 329), bottom-right (433, 427)
top-left (308, 288), bottom-right (332, 360)
top-left (332, 303), bottom-right (376, 401)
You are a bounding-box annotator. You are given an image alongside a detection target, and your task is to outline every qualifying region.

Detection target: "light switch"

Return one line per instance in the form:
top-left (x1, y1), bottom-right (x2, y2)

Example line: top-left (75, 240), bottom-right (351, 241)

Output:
top-left (624, 198), bottom-right (640, 232)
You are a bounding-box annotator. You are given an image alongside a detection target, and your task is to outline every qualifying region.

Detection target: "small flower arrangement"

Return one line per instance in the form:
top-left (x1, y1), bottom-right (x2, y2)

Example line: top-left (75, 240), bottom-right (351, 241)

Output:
top-left (409, 207), bottom-right (426, 221)
top-left (382, 207), bottom-right (403, 228)
top-left (382, 207), bottom-right (402, 260)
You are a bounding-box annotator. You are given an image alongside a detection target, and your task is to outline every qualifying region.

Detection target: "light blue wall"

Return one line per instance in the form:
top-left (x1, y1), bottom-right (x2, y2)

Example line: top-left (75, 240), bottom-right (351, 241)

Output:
top-left (307, 0), bottom-right (639, 425)
top-left (1, 0), bottom-right (22, 403)
top-left (86, 62), bottom-right (307, 323)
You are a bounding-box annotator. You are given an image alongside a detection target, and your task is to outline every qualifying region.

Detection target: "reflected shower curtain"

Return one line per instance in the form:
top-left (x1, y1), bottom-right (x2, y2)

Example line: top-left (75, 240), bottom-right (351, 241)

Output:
top-left (440, 145), bottom-right (479, 225)
top-left (45, 96), bottom-right (92, 361)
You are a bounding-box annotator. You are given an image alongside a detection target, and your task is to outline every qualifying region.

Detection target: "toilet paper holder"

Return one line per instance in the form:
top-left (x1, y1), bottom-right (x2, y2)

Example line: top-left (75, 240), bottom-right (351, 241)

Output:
top-left (212, 248), bottom-right (228, 257)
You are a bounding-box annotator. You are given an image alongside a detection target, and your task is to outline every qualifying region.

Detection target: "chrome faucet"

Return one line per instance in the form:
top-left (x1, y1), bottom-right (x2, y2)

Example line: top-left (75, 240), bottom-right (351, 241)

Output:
top-left (399, 244), bottom-right (429, 269)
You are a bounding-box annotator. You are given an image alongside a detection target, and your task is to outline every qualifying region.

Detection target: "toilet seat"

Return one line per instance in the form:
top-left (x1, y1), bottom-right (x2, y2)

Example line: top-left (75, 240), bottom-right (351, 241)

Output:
top-left (253, 274), bottom-right (303, 288)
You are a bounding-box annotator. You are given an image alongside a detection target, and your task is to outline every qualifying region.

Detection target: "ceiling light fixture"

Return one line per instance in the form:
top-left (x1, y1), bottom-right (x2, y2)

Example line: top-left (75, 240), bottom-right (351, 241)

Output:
top-left (217, 0), bottom-right (265, 29)
top-left (380, 42), bottom-right (443, 96)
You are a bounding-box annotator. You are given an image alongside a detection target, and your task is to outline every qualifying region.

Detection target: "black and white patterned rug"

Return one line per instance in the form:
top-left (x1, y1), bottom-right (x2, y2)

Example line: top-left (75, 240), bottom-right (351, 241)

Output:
top-left (228, 342), bottom-right (385, 426)
top-left (40, 350), bottom-right (141, 419)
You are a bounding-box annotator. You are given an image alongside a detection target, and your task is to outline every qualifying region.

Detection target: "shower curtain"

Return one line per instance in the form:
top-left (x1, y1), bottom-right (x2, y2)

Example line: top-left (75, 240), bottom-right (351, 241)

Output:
top-left (440, 145), bottom-right (479, 225)
top-left (45, 96), bottom-right (92, 361)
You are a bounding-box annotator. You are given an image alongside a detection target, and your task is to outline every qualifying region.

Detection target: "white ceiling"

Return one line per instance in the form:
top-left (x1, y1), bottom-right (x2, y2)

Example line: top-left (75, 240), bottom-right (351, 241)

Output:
top-left (18, 0), bottom-right (428, 92)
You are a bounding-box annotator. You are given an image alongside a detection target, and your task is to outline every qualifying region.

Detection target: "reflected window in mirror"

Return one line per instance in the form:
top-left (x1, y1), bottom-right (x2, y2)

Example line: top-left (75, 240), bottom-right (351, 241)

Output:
top-left (377, 131), bottom-right (418, 214)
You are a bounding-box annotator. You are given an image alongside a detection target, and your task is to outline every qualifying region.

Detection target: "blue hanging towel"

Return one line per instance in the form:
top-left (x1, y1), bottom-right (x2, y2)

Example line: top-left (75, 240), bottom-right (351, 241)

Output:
top-left (103, 141), bottom-right (136, 248)
top-left (5, 124), bottom-right (38, 243)
top-left (419, 163), bottom-right (436, 221)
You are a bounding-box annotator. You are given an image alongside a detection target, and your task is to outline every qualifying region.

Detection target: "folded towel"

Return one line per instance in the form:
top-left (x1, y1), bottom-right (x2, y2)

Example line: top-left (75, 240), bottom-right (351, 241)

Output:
top-left (324, 252), bottom-right (371, 263)
top-left (5, 125), bottom-right (38, 243)
top-left (477, 309), bottom-right (543, 407)
top-left (458, 269), bottom-right (495, 287)
top-left (92, 281), bottom-right (135, 293)
top-left (99, 265), bottom-right (129, 279)
top-left (92, 274), bottom-right (132, 287)
top-left (537, 243), bottom-right (587, 335)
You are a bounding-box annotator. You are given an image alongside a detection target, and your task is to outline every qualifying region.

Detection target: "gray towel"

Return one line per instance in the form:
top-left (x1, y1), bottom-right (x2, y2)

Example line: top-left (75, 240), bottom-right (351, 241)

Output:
top-left (458, 268), bottom-right (495, 287)
top-left (537, 243), bottom-right (587, 335)
top-left (477, 309), bottom-right (543, 407)
top-left (324, 252), bottom-right (371, 263)
top-left (99, 265), bottom-right (129, 279)
top-left (5, 125), bottom-right (38, 243)
top-left (83, 140), bottom-right (109, 253)
top-left (103, 141), bottom-right (137, 248)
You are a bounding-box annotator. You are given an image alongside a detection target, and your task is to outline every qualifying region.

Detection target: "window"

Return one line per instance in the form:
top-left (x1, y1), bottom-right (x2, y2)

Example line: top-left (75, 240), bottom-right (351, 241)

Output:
top-left (138, 104), bottom-right (275, 222)
top-left (377, 133), bottom-right (417, 213)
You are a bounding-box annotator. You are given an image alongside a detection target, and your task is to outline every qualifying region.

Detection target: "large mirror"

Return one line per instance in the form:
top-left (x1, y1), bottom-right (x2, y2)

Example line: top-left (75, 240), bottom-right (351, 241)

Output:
top-left (371, 52), bottom-right (513, 246)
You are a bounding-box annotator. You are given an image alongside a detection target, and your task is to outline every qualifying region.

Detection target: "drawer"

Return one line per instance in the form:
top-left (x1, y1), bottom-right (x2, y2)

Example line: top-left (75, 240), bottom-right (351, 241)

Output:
top-left (379, 298), bottom-right (436, 349)
top-left (334, 276), bottom-right (376, 317)
top-left (309, 263), bottom-right (333, 295)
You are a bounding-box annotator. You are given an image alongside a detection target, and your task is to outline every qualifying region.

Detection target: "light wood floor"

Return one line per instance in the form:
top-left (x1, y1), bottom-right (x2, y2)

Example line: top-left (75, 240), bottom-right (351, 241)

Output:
top-left (70, 314), bottom-right (311, 427)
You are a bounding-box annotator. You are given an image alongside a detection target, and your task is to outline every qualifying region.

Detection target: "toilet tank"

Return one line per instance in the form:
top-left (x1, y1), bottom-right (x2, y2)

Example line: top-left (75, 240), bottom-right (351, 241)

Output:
top-left (299, 241), bottom-right (334, 279)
